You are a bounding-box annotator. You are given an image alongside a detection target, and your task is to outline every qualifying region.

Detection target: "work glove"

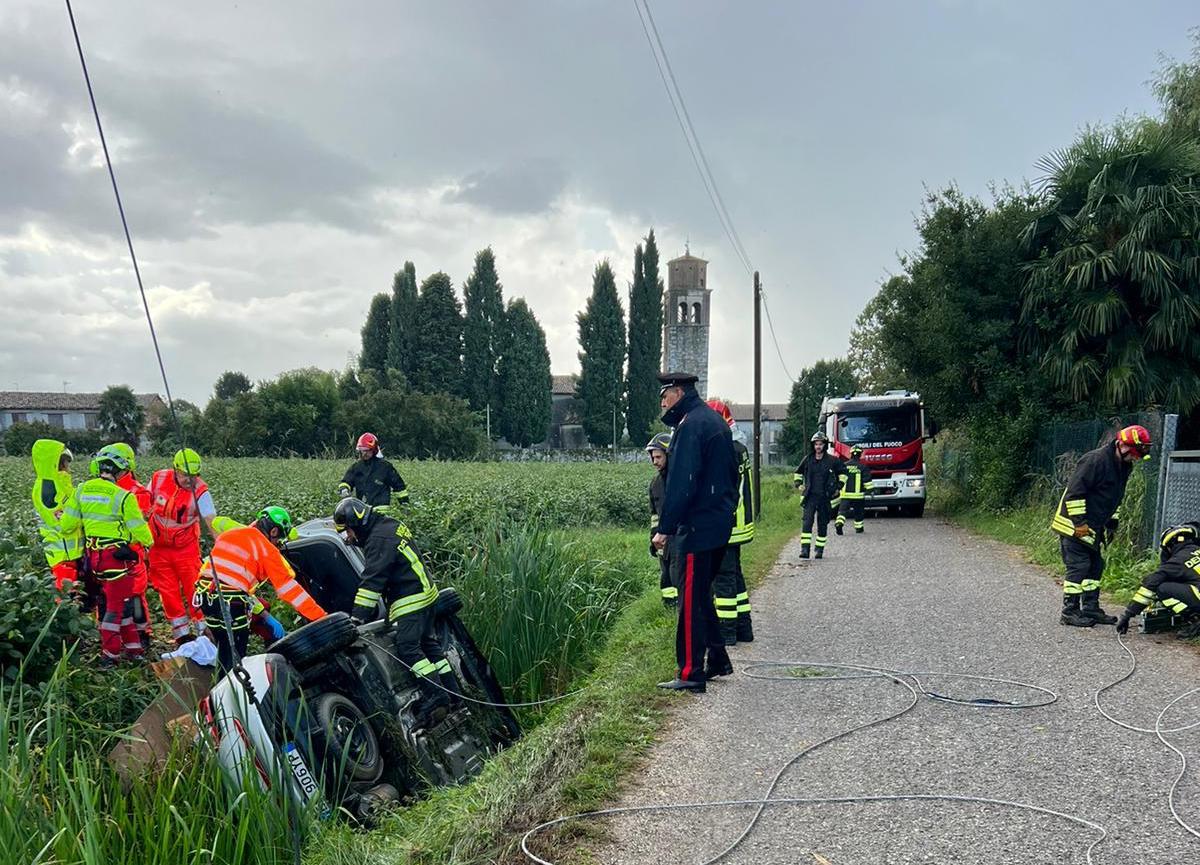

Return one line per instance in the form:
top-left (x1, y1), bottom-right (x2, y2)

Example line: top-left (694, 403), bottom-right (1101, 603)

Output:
top-left (1115, 611), bottom-right (1132, 635)
top-left (1073, 523), bottom-right (1092, 540)
top-left (256, 612), bottom-right (287, 641)
top-left (111, 543), bottom-right (139, 563)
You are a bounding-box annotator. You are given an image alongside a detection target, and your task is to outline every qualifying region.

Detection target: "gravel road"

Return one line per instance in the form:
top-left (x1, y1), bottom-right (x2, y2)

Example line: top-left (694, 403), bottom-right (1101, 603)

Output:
top-left (581, 515), bottom-right (1200, 865)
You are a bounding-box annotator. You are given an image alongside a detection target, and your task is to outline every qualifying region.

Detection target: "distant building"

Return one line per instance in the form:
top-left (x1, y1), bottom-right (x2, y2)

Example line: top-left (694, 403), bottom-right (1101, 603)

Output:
top-left (546, 374), bottom-right (587, 449)
top-left (0, 391), bottom-right (165, 433)
top-left (727, 402), bottom-right (789, 466)
top-left (662, 250), bottom-right (711, 398)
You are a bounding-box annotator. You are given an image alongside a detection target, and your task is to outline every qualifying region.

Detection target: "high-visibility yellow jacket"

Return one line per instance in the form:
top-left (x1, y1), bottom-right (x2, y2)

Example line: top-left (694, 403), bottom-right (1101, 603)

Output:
top-left (30, 439), bottom-right (78, 567)
top-left (729, 440), bottom-right (756, 546)
top-left (59, 477), bottom-right (154, 555)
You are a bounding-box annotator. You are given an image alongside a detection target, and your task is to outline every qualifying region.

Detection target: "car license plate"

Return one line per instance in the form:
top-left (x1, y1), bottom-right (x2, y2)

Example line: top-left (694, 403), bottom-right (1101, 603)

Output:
top-left (284, 742), bottom-right (319, 801)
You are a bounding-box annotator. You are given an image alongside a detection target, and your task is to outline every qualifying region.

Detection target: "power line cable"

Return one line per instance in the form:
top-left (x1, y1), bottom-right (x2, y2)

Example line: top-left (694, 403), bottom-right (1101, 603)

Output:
top-left (759, 286), bottom-right (796, 383)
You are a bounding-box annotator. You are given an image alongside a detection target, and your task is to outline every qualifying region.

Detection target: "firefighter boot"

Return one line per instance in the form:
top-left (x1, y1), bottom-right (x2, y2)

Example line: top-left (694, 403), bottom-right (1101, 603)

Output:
top-left (835, 517), bottom-right (845, 536)
top-left (1081, 590), bottom-right (1118, 625)
top-left (815, 547), bottom-right (824, 560)
top-left (414, 677), bottom-right (451, 729)
top-left (719, 620), bottom-right (737, 647)
top-left (1060, 593), bottom-right (1094, 628)
top-left (799, 544), bottom-right (810, 559)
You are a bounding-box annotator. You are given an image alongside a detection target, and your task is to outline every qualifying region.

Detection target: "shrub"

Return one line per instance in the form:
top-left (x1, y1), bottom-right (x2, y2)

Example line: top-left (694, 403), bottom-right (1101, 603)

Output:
top-left (2, 422), bottom-right (103, 459)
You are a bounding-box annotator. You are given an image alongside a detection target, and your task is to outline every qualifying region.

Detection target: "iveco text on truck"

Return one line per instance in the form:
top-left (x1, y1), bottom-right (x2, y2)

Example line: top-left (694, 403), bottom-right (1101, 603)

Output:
top-left (820, 390), bottom-right (936, 517)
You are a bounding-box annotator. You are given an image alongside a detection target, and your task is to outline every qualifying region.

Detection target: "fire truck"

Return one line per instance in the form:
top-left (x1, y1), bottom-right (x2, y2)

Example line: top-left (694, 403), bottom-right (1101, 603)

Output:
top-left (819, 390), bottom-right (936, 517)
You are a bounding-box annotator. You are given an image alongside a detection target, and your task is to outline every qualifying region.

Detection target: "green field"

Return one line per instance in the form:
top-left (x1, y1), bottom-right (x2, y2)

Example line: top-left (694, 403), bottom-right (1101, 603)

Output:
top-left (0, 455), bottom-right (801, 864)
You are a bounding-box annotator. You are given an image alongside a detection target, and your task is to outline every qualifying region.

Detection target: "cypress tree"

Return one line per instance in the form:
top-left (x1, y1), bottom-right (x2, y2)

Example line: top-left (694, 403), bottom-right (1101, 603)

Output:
top-left (360, 293), bottom-right (391, 378)
top-left (387, 261), bottom-right (419, 383)
top-left (412, 272), bottom-right (464, 395)
top-left (497, 298), bottom-right (552, 447)
top-left (462, 248), bottom-right (505, 416)
top-left (576, 261), bottom-right (627, 447)
top-left (625, 229), bottom-right (664, 445)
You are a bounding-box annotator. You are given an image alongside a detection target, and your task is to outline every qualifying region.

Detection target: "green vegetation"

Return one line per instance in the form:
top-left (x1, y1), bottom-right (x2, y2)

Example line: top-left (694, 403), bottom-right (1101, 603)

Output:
top-left (624, 230), bottom-right (664, 447)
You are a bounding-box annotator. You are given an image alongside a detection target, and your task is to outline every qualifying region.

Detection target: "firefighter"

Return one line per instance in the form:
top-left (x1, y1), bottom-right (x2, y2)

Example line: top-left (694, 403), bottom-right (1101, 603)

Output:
top-left (794, 431), bottom-right (846, 559)
top-left (652, 372), bottom-right (739, 693)
top-left (337, 432), bottom-right (409, 512)
top-left (646, 431), bottom-right (678, 609)
top-left (835, 445), bottom-right (874, 535)
top-left (194, 506), bottom-right (326, 672)
top-left (30, 439), bottom-right (81, 593)
top-left (334, 497), bottom-right (456, 723)
top-left (148, 448), bottom-right (218, 644)
top-left (103, 442), bottom-right (154, 650)
top-left (59, 449), bottom-right (154, 666)
top-left (1116, 523), bottom-right (1200, 637)
top-left (1052, 424), bottom-right (1152, 627)
top-left (707, 400), bottom-right (755, 645)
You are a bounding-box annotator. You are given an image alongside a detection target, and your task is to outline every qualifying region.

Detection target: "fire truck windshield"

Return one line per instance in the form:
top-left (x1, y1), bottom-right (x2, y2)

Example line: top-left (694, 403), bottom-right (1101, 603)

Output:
top-left (838, 409), bottom-right (920, 448)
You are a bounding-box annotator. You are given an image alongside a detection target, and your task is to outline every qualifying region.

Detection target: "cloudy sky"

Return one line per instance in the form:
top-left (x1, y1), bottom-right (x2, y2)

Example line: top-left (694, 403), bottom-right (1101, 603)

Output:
top-left (1, 1), bottom-right (1195, 405)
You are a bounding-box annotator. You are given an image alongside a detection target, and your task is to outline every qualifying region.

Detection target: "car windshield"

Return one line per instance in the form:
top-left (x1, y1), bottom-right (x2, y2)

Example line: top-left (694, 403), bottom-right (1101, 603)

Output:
top-left (838, 409), bottom-right (919, 447)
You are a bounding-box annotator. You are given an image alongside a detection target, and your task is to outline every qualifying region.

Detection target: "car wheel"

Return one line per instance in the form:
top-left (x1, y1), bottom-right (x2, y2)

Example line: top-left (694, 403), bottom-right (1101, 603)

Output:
top-left (315, 692), bottom-right (383, 784)
top-left (272, 612), bottom-right (358, 668)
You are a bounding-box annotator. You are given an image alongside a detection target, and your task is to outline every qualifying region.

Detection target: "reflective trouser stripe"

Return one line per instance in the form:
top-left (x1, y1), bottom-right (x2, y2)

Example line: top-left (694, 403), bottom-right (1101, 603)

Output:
top-left (815, 535), bottom-right (827, 548)
top-left (1163, 597), bottom-right (1189, 614)
top-left (835, 514), bottom-right (846, 525)
top-left (736, 591), bottom-right (751, 614)
top-left (854, 521), bottom-right (864, 529)
top-left (435, 658), bottom-right (452, 674)
top-left (1063, 581), bottom-right (1083, 596)
top-left (662, 586), bottom-right (678, 599)
top-left (412, 658), bottom-right (438, 677)
top-left (1080, 579), bottom-right (1101, 592)
top-left (715, 597), bottom-right (738, 619)
top-left (800, 533), bottom-right (812, 543)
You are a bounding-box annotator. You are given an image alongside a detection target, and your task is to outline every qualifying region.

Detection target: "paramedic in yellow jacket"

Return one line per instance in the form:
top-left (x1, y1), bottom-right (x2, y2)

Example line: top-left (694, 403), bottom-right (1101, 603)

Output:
top-left (30, 439), bottom-right (80, 590)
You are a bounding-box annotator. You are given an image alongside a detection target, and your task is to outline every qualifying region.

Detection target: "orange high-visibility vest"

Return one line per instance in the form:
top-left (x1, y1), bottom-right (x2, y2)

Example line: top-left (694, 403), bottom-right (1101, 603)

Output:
top-left (200, 525), bottom-right (325, 621)
top-left (149, 469), bottom-right (209, 548)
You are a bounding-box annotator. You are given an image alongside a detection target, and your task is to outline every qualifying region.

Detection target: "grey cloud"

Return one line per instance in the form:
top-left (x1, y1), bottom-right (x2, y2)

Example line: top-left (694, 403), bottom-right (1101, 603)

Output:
top-left (447, 159), bottom-right (570, 214)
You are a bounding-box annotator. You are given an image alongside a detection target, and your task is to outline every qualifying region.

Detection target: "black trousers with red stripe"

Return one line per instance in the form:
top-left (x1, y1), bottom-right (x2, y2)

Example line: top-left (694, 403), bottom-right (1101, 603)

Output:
top-left (676, 546), bottom-right (731, 683)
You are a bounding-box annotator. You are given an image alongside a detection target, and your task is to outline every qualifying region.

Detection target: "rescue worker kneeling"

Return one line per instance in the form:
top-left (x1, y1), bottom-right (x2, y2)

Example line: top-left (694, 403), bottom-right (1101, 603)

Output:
top-left (1116, 523), bottom-right (1200, 636)
top-left (195, 506), bottom-right (326, 673)
top-left (59, 449), bottom-right (154, 666)
top-left (334, 497), bottom-right (458, 726)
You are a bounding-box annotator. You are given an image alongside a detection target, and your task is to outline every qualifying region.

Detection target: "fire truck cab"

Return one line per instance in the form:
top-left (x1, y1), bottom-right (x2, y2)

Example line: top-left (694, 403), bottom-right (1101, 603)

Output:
top-left (820, 390), bottom-right (935, 517)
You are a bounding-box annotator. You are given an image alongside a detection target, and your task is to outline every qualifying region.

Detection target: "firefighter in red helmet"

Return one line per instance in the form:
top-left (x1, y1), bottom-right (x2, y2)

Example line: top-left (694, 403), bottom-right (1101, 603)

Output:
top-left (336, 432), bottom-right (410, 513)
top-left (1051, 424), bottom-right (1152, 627)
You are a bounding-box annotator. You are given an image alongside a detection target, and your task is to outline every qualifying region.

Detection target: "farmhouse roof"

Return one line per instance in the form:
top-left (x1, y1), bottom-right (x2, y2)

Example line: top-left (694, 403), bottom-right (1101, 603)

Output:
top-left (0, 391), bottom-right (164, 412)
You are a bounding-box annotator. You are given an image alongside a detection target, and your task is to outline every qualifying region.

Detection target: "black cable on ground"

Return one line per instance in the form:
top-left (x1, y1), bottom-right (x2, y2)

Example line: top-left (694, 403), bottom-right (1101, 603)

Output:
top-left (520, 660), bottom-right (1097, 865)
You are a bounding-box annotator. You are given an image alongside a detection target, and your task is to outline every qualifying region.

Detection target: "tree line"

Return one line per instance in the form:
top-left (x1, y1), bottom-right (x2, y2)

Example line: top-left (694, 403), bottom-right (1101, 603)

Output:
top-left (777, 33), bottom-right (1200, 505)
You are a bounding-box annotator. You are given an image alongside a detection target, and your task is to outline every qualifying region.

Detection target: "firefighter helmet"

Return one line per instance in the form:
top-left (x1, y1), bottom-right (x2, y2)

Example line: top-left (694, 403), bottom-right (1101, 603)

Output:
top-left (1117, 425), bottom-right (1152, 461)
top-left (645, 432), bottom-right (672, 454)
top-left (333, 497), bottom-right (373, 536)
top-left (811, 431), bottom-right (829, 443)
top-left (93, 446), bottom-right (130, 476)
top-left (255, 505), bottom-right (293, 540)
top-left (173, 448), bottom-right (202, 475)
top-left (850, 444), bottom-right (864, 458)
top-left (1159, 523), bottom-right (1200, 563)
top-left (107, 442), bottom-right (136, 474)
top-left (356, 432), bottom-right (379, 455)
top-left (706, 399), bottom-right (736, 428)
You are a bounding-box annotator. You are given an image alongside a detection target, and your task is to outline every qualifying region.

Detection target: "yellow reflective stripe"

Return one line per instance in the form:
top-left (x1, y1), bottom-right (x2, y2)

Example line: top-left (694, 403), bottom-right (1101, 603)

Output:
top-left (389, 589), bottom-right (437, 618)
top-left (1080, 579), bottom-right (1101, 591)
top-left (1133, 587), bottom-right (1158, 604)
top-left (661, 586), bottom-right (678, 599)
top-left (1062, 581), bottom-right (1083, 595)
top-left (411, 659), bottom-right (438, 676)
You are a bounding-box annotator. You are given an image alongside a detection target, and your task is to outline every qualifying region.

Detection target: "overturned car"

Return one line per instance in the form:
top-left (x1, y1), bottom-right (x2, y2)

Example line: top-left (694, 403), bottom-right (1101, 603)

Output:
top-left (198, 518), bottom-right (520, 818)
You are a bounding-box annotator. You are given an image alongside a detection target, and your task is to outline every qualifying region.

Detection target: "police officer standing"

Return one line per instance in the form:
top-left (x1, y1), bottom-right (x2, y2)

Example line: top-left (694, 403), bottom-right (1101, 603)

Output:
top-left (793, 431), bottom-right (845, 559)
top-left (652, 373), bottom-right (739, 693)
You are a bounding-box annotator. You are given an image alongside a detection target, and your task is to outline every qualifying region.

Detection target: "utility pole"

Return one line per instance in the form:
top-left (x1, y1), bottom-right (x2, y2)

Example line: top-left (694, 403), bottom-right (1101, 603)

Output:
top-left (753, 271), bottom-right (762, 517)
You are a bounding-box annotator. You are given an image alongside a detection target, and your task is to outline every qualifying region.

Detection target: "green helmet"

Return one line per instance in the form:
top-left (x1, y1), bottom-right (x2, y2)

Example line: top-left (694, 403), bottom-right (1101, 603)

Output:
top-left (93, 446), bottom-right (130, 476)
top-left (108, 442), bottom-right (137, 474)
top-left (645, 432), bottom-right (672, 454)
top-left (173, 448), bottom-right (202, 475)
top-left (256, 505), bottom-right (293, 538)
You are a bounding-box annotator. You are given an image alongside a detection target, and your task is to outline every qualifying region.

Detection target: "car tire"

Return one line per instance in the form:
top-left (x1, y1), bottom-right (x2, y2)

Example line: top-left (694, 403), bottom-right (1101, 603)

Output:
top-left (315, 692), bottom-right (383, 784)
top-left (272, 612), bottom-right (358, 669)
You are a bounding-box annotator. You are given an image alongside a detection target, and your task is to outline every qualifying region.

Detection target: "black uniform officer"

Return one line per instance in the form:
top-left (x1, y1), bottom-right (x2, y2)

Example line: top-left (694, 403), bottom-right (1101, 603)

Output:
top-left (793, 431), bottom-right (845, 559)
top-left (1117, 523), bottom-right (1200, 637)
top-left (337, 432), bottom-right (409, 511)
top-left (646, 432), bottom-right (677, 608)
top-left (334, 497), bottom-right (457, 723)
top-left (652, 372), bottom-right (739, 693)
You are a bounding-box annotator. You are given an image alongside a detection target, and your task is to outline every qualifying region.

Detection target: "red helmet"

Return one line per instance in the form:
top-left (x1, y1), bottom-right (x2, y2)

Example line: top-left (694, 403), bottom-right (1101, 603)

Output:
top-left (706, 399), bottom-right (735, 429)
top-left (1117, 424), bottom-right (1152, 460)
top-left (356, 432), bottom-right (379, 453)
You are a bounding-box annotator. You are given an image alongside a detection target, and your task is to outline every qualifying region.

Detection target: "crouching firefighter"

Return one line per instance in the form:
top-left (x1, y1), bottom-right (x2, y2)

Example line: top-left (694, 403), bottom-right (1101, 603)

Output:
top-left (59, 449), bottom-right (154, 667)
top-left (794, 431), bottom-right (845, 559)
top-left (334, 498), bottom-right (459, 725)
top-left (835, 445), bottom-right (874, 535)
top-left (1051, 424), bottom-right (1151, 627)
top-left (1116, 523), bottom-right (1200, 637)
top-left (708, 400), bottom-right (754, 644)
top-left (195, 507), bottom-right (326, 672)
top-left (646, 432), bottom-right (678, 608)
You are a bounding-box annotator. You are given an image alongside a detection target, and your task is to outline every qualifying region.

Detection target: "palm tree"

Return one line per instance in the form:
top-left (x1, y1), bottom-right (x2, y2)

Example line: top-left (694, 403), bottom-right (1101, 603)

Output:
top-left (1021, 121), bottom-right (1200, 412)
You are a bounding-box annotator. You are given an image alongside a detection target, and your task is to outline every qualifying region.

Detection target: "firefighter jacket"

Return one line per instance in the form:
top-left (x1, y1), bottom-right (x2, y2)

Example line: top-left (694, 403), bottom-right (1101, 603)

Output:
top-left (338, 456), bottom-right (409, 508)
top-left (148, 469), bottom-right (215, 549)
top-left (794, 454), bottom-right (846, 506)
top-left (730, 439), bottom-right (755, 546)
top-left (658, 390), bottom-right (740, 553)
top-left (30, 439), bottom-right (78, 567)
top-left (649, 469), bottom-right (667, 540)
top-left (841, 458), bottom-right (875, 500)
top-left (1124, 541), bottom-right (1200, 615)
top-left (60, 477), bottom-right (154, 556)
top-left (1050, 441), bottom-right (1132, 546)
top-left (353, 514), bottom-right (438, 621)
top-left (200, 525), bottom-right (325, 621)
